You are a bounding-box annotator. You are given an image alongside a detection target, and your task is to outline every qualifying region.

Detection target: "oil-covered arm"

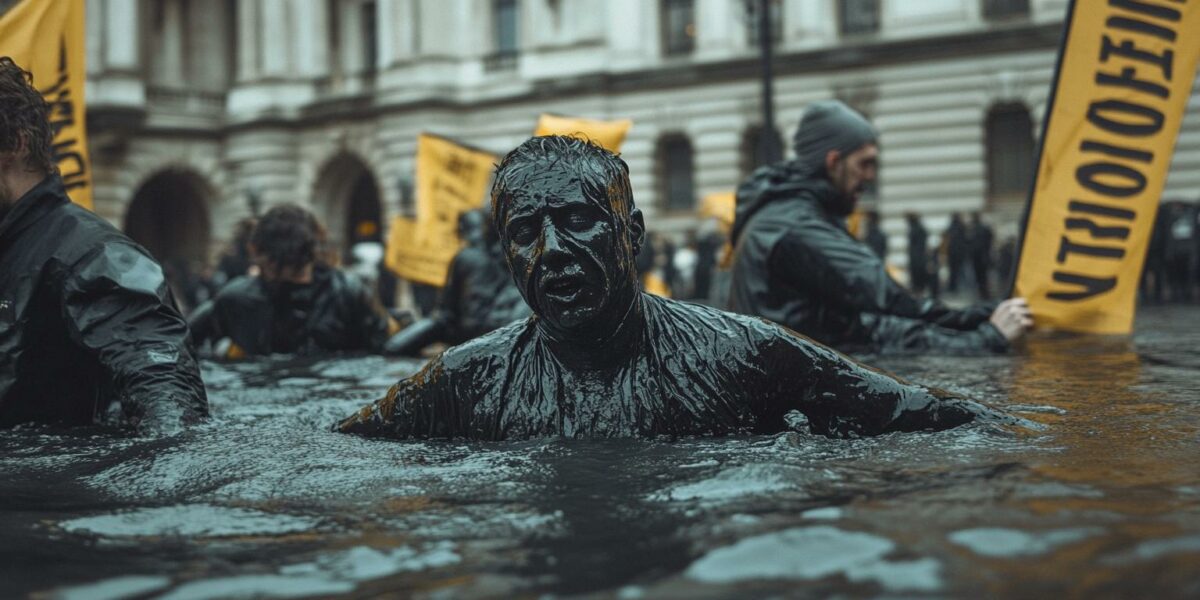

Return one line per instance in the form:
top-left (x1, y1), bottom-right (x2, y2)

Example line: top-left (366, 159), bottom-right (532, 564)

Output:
top-left (755, 327), bottom-right (1011, 437)
top-left (60, 241), bottom-right (209, 434)
top-left (334, 355), bottom-right (466, 438)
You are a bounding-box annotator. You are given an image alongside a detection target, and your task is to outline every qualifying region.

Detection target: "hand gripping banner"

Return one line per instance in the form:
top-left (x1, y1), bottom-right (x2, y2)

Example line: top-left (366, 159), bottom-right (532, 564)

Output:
top-left (386, 133), bottom-right (498, 287)
top-left (0, 0), bottom-right (92, 209)
top-left (1013, 0), bottom-right (1200, 334)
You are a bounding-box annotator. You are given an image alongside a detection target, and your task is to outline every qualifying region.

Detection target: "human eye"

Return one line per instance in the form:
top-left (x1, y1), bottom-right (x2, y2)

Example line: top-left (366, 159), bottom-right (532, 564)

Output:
top-left (507, 218), bottom-right (539, 245)
top-left (564, 206), bottom-right (600, 232)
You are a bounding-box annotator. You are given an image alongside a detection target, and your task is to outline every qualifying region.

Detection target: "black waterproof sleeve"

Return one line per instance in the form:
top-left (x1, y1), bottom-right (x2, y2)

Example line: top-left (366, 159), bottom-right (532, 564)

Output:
top-left (771, 226), bottom-right (1005, 351)
top-left (758, 332), bottom-right (1011, 437)
top-left (60, 241), bottom-right (209, 433)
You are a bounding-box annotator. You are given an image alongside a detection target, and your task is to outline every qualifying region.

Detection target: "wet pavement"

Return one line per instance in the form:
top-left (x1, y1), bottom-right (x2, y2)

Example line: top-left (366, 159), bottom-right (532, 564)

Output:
top-left (2, 306), bottom-right (1198, 599)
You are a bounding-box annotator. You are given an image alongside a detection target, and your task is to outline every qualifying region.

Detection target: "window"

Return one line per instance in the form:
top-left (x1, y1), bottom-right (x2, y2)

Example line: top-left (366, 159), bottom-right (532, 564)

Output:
top-left (985, 104), bottom-right (1035, 205)
top-left (982, 0), bottom-right (1030, 20)
top-left (487, 0), bottom-right (519, 71)
top-left (746, 0), bottom-right (783, 47)
top-left (361, 1), bottom-right (378, 74)
top-left (838, 0), bottom-right (880, 37)
top-left (740, 125), bottom-right (783, 177)
top-left (661, 0), bottom-right (696, 56)
top-left (657, 135), bottom-right (696, 212)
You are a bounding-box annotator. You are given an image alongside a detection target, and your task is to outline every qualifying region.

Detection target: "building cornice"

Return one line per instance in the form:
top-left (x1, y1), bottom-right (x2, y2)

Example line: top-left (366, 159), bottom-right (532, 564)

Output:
top-left (118, 21), bottom-right (1064, 136)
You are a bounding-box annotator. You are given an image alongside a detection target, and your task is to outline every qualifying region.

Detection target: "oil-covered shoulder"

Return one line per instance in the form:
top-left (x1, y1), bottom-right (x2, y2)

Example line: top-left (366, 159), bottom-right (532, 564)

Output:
top-left (435, 315), bottom-right (537, 372)
top-left (642, 292), bottom-right (806, 348)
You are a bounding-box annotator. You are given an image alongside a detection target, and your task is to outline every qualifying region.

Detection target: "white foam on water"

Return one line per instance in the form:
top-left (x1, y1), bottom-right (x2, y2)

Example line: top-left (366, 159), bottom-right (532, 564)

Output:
top-left (684, 526), bottom-right (942, 592)
top-left (650, 464), bottom-right (805, 502)
top-left (157, 575), bottom-right (354, 600)
top-left (801, 507), bottom-right (843, 520)
top-left (59, 504), bottom-right (321, 538)
top-left (51, 575), bottom-right (171, 600)
top-left (948, 527), bottom-right (1102, 558)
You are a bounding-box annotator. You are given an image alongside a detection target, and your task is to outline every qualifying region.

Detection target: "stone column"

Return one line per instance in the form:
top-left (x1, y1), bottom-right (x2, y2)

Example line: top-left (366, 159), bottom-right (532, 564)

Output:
top-left (292, 0), bottom-right (330, 78)
top-left (236, 0), bottom-right (260, 82)
top-left (259, 0), bottom-right (291, 77)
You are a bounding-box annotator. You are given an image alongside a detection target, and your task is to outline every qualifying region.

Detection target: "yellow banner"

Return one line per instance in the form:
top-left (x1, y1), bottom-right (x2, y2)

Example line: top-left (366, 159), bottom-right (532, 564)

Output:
top-left (534, 114), bottom-right (633, 153)
top-left (385, 133), bottom-right (498, 287)
top-left (0, 0), bottom-right (92, 209)
top-left (1014, 0), bottom-right (1200, 334)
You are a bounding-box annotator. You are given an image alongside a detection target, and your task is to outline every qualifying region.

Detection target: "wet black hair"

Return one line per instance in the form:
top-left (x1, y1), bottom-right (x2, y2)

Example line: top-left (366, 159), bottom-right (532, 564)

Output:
top-left (490, 135), bottom-right (636, 242)
top-left (0, 57), bottom-right (56, 175)
top-left (251, 204), bottom-right (321, 270)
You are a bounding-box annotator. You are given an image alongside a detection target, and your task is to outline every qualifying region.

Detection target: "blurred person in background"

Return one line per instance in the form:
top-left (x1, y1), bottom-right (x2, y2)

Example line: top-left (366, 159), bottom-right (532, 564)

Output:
top-left (212, 217), bottom-right (257, 290)
top-left (1141, 205), bottom-right (1170, 303)
top-left (863, 210), bottom-right (888, 260)
top-left (189, 204), bottom-right (400, 357)
top-left (1164, 201), bottom-right (1196, 302)
top-left (943, 213), bottom-right (968, 294)
top-left (728, 100), bottom-right (1030, 354)
top-left (969, 212), bottom-right (994, 300)
top-left (384, 209), bottom-right (529, 356)
top-left (906, 213), bottom-right (929, 296)
top-left (0, 56), bottom-right (207, 434)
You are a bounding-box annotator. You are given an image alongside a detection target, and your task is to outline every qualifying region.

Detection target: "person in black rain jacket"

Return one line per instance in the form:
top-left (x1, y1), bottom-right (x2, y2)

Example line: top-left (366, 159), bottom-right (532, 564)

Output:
top-left (189, 204), bottom-right (398, 357)
top-left (728, 100), bottom-right (1031, 354)
top-left (384, 210), bottom-right (530, 356)
top-left (0, 57), bottom-right (207, 434)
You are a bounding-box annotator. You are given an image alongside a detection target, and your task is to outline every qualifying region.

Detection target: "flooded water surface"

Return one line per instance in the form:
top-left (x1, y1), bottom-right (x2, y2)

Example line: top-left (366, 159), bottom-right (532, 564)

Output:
top-left (3, 307), bottom-right (1199, 598)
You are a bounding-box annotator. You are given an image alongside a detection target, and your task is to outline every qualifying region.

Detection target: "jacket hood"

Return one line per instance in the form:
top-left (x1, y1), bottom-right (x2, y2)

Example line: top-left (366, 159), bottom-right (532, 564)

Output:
top-left (731, 161), bottom-right (833, 245)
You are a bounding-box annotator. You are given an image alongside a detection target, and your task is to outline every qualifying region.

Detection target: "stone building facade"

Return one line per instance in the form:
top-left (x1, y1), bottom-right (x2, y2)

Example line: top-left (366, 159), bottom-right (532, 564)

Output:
top-left (36, 0), bottom-right (1200, 269)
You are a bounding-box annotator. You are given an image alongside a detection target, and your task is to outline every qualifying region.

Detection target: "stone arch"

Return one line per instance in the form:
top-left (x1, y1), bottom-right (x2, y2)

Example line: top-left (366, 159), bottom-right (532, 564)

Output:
top-left (124, 167), bottom-right (214, 268)
top-left (311, 151), bottom-right (385, 258)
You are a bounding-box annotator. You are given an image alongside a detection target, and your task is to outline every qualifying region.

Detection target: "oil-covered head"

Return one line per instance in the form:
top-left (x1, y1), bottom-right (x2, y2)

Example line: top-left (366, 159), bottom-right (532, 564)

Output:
top-left (491, 135), bottom-right (645, 339)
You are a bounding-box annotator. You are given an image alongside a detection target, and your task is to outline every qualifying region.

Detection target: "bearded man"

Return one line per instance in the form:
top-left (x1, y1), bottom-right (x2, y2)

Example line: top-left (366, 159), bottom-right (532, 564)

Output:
top-left (729, 100), bottom-right (1032, 354)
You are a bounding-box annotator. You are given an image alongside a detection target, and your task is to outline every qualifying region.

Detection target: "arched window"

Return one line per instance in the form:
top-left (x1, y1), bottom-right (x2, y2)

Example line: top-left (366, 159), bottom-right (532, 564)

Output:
top-left (740, 125), bottom-right (783, 177)
top-left (985, 103), bottom-right (1035, 207)
top-left (657, 135), bottom-right (695, 212)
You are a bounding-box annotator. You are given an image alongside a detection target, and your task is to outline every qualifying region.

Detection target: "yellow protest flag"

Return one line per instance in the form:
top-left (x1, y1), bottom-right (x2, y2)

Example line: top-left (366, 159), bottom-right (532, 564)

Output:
top-left (386, 133), bottom-right (498, 287)
top-left (1013, 0), bottom-right (1200, 334)
top-left (534, 114), bottom-right (633, 153)
top-left (0, 0), bottom-right (92, 209)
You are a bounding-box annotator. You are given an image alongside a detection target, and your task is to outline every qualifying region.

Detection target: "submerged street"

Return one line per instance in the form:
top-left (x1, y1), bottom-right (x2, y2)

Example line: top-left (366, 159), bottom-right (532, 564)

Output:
top-left (2, 306), bottom-right (1197, 598)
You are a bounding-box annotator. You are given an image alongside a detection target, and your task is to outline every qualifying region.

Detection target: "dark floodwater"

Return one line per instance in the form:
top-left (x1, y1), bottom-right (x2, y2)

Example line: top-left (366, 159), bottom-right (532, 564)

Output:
top-left (3, 307), bottom-right (1199, 599)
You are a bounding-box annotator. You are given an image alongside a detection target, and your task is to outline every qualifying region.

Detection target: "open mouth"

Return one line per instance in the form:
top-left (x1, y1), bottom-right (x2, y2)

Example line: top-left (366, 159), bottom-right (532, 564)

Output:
top-left (541, 276), bottom-right (585, 304)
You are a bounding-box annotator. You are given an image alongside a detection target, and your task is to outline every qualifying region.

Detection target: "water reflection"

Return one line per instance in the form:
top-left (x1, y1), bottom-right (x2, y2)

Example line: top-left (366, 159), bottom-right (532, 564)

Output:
top-left (0, 308), bottom-right (1197, 598)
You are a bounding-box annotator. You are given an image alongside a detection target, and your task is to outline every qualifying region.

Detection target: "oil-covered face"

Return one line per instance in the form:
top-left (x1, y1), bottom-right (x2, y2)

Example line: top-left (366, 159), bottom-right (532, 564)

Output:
top-left (500, 163), bottom-right (641, 338)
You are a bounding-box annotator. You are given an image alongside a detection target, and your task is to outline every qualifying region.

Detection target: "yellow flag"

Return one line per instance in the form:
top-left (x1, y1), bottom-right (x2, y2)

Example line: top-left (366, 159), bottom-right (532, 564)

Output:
top-left (534, 114), bottom-right (633, 153)
top-left (1013, 0), bottom-right (1200, 334)
top-left (385, 133), bottom-right (498, 287)
top-left (0, 0), bottom-right (92, 209)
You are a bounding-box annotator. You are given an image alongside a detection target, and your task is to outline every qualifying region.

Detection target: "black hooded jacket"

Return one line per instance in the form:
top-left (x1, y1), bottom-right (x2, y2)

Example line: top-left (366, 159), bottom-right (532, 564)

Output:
top-left (0, 176), bottom-right (208, 431)
top-left (189, 265), bottom-right (393, 356)
top-left (728, 163), bottom-right (1007, 354)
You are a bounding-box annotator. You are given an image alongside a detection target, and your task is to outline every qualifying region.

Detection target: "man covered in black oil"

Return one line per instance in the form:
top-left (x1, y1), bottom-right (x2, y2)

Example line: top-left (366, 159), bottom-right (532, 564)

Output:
top-left (336, 136), bottom-right (1009, 440)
